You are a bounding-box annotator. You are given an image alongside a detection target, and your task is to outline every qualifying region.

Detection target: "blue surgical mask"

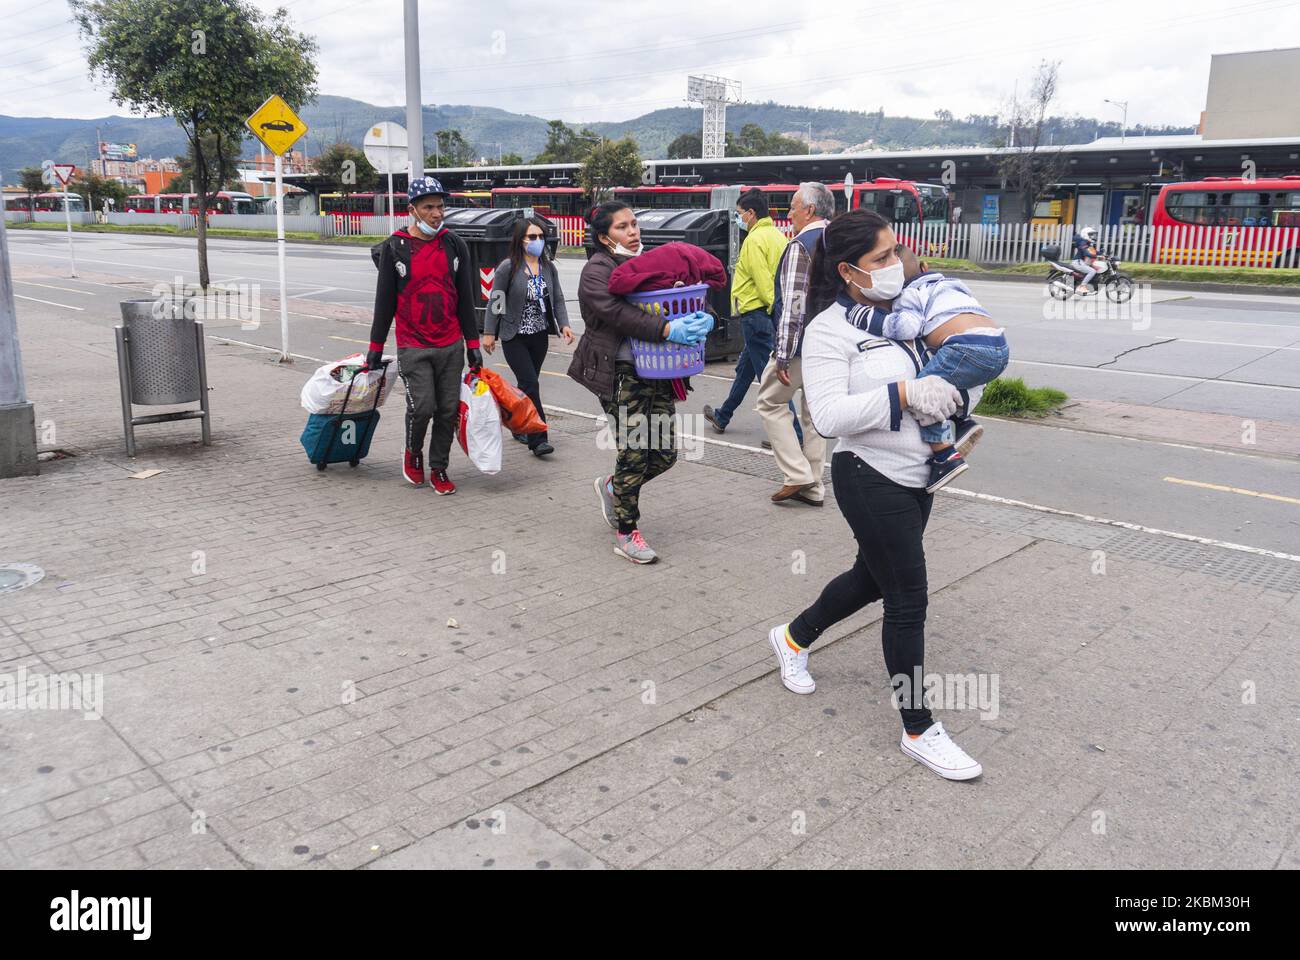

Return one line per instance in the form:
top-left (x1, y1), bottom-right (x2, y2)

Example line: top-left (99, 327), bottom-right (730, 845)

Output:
top-left (415, 219), bottom-right (440, 237)
top-left (525, 238), bottom-right (544, 257)
top-left (735, 213), bottom-right (748, 231)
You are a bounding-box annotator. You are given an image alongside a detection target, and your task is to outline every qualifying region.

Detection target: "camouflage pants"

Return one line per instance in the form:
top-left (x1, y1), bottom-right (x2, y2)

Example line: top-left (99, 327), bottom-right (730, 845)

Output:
top-left (600, 362), bottom-right (678, 527)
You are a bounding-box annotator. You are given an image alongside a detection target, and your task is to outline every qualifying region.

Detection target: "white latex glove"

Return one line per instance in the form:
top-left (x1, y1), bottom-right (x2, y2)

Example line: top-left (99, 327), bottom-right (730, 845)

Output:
top-left (906, 376), bottom-right (961, 424)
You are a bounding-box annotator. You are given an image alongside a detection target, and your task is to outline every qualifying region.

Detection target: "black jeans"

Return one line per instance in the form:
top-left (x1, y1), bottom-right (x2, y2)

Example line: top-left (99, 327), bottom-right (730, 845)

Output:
top-left (501, 330), bottom-right (549, 446)
top-left (790, 451), bottom-right (935, 735)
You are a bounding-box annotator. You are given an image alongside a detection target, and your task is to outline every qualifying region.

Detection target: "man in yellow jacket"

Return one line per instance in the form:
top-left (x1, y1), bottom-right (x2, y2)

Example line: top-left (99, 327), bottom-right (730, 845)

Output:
top-left (704, 188), bottom-right (789, 433)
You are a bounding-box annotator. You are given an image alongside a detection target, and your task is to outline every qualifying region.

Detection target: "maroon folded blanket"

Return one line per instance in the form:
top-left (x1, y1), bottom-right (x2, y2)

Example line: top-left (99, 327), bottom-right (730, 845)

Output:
top-left (608, 241), bottom-right (728, 294)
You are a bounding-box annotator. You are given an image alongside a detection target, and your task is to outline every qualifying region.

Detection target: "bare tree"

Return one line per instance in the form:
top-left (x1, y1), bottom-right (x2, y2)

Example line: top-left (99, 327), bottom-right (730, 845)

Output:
top-left (996, 61), bottom-right (1071, 221)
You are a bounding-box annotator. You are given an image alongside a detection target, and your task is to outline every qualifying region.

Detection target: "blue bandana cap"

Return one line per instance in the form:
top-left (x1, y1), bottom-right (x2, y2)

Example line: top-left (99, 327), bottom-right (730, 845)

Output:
top-left (408, 177), bottom-right (449, 203)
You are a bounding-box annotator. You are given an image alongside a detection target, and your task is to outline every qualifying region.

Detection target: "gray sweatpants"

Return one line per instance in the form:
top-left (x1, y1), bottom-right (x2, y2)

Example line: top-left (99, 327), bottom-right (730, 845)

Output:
top-left (397, 341), bottom-right (464, 469)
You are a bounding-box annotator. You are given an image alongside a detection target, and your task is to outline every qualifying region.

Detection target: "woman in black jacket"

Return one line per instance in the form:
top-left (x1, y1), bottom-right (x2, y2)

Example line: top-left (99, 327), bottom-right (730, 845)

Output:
top-left (484, 217), bottom-right (573, 457)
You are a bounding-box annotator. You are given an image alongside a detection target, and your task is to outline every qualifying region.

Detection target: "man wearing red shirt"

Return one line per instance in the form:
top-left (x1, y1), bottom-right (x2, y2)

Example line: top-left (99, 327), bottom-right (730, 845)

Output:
top-left (367, 178), bottom-right (482, 495)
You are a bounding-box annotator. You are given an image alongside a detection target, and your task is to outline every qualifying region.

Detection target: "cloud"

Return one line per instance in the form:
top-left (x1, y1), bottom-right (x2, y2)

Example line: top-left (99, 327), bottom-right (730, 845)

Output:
top-left (5, 0), bottom-right (1298, 135)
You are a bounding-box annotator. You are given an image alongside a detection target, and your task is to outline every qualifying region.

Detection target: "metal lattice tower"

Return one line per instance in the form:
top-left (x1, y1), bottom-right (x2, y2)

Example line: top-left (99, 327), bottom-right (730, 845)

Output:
top-left (687, 75), bottom-right (741, 159)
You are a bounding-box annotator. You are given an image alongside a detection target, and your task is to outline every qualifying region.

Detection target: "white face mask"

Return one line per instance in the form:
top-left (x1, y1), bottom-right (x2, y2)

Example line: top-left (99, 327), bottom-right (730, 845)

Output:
top-left (847, 260), bottom-right (904, 301)
top-left (608, 240), bottom-right (641, 258)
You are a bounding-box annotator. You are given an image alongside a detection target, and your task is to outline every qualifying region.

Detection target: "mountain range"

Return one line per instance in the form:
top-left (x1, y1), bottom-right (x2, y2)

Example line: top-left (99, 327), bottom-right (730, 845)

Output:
top-left (1, 94), bottom-right (1195, 178)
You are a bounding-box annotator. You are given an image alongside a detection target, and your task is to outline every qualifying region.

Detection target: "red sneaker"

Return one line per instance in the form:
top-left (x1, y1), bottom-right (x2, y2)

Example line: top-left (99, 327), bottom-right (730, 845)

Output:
top-left (430, 468), bottom-right (456, 495)
top-left (402, 449), bottom-right (425, 486)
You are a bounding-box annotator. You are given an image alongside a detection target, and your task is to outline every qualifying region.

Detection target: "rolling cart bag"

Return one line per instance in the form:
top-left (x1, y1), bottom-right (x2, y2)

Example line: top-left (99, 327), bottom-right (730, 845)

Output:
top-left (300, 360), bottom-right (390, 470)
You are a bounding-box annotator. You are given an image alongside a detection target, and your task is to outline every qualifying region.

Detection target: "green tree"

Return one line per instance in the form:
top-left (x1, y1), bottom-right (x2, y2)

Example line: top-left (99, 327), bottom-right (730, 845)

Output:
top-left (579, 137), bottom-right (641, 200)
top-left (500, 152), bottom-right (524, 166)
top-left (666, 132), bottom-right (701, 158)
top-left (426, 129), bottom-right (473, 167)
top-left (164, 130), bottom-right (243, 194)
top-left (316, 141), bottom-right (378, 192)
top-left (18, 167), bottom-right (45, 219)
top-left (732, 123), bottom-right (806, 157)
top-left (68, 171), bottom-right (130, 212)
top-left (71, 0), bottom-right (318, 288)
top-left (534, 119), bottom-right (599, 164)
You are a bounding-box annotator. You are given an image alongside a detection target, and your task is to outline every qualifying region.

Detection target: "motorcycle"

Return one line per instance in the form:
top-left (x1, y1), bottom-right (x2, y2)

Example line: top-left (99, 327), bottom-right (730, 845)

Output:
top-left (1040, 245), bottom-right (1134, 303)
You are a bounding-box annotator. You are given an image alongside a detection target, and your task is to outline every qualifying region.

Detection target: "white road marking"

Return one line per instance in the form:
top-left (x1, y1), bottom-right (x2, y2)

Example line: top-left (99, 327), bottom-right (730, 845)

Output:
top-left (940, 487), bottom-right (1300, 563)
top-left (14, 280), bottom-right (96, 295)
top-left (15, 294), bottom-right (83, 310)
top-left (975, 415), bottom-right (1281, 462)
top-left (1008, 358), bottom-right (1300, 392)
top-left (544, 403), bottom-right (1300, 563)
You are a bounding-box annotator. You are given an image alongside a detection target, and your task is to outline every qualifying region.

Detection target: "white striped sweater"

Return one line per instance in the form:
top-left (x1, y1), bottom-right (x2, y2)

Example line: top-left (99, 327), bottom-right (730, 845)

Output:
top-left (801, 294), bottom-right (985, 489)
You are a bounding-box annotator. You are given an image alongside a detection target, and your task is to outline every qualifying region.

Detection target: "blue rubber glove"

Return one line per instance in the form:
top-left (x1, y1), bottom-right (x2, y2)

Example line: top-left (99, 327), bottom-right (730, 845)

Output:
top-left (666, 311), bottom-right (714, 344)
top-left (685, 310), bottom-right (714, 340)
top-left (666, 316), bottom-right (702, 344)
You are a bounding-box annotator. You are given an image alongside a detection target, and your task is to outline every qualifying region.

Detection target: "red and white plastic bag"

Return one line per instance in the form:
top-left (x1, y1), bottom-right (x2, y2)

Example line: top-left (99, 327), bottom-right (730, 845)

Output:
top-left (457, 372), bottom-right (502, 475)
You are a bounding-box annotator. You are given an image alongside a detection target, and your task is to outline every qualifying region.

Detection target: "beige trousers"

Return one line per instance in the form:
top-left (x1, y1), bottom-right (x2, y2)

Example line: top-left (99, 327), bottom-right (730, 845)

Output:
top-left (755, 356), bottom-right (826, 499)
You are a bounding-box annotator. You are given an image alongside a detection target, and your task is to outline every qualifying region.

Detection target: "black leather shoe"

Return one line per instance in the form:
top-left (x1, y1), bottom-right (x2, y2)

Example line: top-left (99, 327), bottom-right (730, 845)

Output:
top-left (531, 441), bottom-right (554, 457)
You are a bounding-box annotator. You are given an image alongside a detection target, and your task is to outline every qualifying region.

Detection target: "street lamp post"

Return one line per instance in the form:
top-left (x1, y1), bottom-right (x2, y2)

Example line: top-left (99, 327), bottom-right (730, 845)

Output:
top-left (1104, 98), bottom-right (1129, 144)
top-left (403, 0), bottom-right (423, 183)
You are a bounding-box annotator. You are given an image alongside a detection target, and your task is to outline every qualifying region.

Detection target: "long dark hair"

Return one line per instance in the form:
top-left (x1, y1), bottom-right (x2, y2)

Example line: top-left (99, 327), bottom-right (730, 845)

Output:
top-left (587, 200), bottom-right (631, 251)
top-left (505, 215), bottom-right (550, 291)
top-left (806, 210), bottom-right (893, 318)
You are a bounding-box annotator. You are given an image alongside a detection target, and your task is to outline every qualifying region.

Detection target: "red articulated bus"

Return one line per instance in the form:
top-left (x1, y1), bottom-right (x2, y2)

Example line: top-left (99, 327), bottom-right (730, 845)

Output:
top-left (489, 187), bottom-right (586, 217)
top-left (1151, 176), bottom-right (1300, 268)
top-left (3, 192), bottom-right (87, 213)
top-left (491, 187), bottom-right (588, 245)
top-left (611, 185), bottom-right (717, 210)
top-left (134, 191), bottom-right (256, 216)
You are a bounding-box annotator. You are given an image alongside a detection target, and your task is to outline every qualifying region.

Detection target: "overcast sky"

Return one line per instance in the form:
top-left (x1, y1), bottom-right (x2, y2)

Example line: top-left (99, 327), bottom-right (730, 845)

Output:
top-left (5, 0), bottom-right (1300, 130)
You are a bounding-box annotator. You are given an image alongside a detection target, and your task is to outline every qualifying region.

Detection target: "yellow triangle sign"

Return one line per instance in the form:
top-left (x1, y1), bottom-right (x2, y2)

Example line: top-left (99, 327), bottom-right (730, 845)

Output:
top-left (245, 95), bottom-right (308, 156)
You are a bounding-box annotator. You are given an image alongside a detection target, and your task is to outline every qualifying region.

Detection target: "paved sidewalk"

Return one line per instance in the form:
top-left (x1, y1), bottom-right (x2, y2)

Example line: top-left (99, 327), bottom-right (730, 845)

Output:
top-left (1, 305), bottom-right (1296, 869)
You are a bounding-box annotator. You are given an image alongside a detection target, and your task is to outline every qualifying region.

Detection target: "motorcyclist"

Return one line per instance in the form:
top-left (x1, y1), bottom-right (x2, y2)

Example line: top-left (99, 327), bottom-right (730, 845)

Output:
top-left (1070, 226), bottom-right (1106, 296)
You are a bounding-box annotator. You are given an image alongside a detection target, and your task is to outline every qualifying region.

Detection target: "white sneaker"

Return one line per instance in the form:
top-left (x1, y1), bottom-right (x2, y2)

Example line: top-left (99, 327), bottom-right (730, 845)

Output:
top-left (900, 721), bottom-right (982, 781)
top-left (767, 624), bottom-right (814, 694)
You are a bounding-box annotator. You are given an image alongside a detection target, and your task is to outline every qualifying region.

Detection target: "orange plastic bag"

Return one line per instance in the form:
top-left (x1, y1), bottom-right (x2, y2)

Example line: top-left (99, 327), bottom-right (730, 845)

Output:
top-left (476, 367), bottom-right (547, 435)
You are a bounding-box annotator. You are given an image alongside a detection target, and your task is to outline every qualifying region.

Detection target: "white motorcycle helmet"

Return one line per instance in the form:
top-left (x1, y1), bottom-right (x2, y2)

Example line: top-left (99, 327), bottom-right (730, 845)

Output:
top-left (1080, 226), bottom-right (1098, 242)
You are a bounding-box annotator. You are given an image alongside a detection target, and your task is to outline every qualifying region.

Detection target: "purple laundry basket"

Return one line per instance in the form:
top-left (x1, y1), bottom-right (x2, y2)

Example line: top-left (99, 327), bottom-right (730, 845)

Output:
top-left (624, 283), bottom-right (709, 379)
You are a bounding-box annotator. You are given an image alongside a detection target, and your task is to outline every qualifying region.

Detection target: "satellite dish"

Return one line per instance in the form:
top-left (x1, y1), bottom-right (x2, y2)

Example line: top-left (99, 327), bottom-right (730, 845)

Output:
top-left (363, 122), bottom-right (409, 175)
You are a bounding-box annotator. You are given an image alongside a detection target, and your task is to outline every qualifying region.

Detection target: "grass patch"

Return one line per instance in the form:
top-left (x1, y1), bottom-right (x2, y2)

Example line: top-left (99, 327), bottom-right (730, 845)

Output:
top-left (921, 257), bottom-right (986, 273)
top-left (973, 377), bottom-right (1067, 418)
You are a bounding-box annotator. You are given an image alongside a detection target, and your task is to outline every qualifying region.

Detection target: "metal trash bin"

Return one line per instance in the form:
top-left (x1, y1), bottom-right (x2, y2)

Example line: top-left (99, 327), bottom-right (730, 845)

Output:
top-left (441, 208), bottom-right (560, 333)
top-left (584, 208), bottom-right (743, 362)
top-left (115, 298), bottom-right (212, 457)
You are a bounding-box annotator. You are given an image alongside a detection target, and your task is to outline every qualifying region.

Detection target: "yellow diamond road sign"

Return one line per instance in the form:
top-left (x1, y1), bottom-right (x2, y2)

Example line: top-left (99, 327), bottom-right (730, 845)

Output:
top-left (245, 95), bottom-right (307, 156)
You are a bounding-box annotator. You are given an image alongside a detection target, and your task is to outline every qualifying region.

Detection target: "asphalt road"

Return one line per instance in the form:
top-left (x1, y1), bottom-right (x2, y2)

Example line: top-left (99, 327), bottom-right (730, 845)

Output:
top-left (9, 229), bottom-right (1300, 554)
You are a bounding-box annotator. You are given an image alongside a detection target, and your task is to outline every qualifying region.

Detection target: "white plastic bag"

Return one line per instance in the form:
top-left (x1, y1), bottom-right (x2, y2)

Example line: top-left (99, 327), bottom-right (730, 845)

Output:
top-left (457, 373), bottom-right (502, 475)
top-left (300, 353), bottom-right (396, 414)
